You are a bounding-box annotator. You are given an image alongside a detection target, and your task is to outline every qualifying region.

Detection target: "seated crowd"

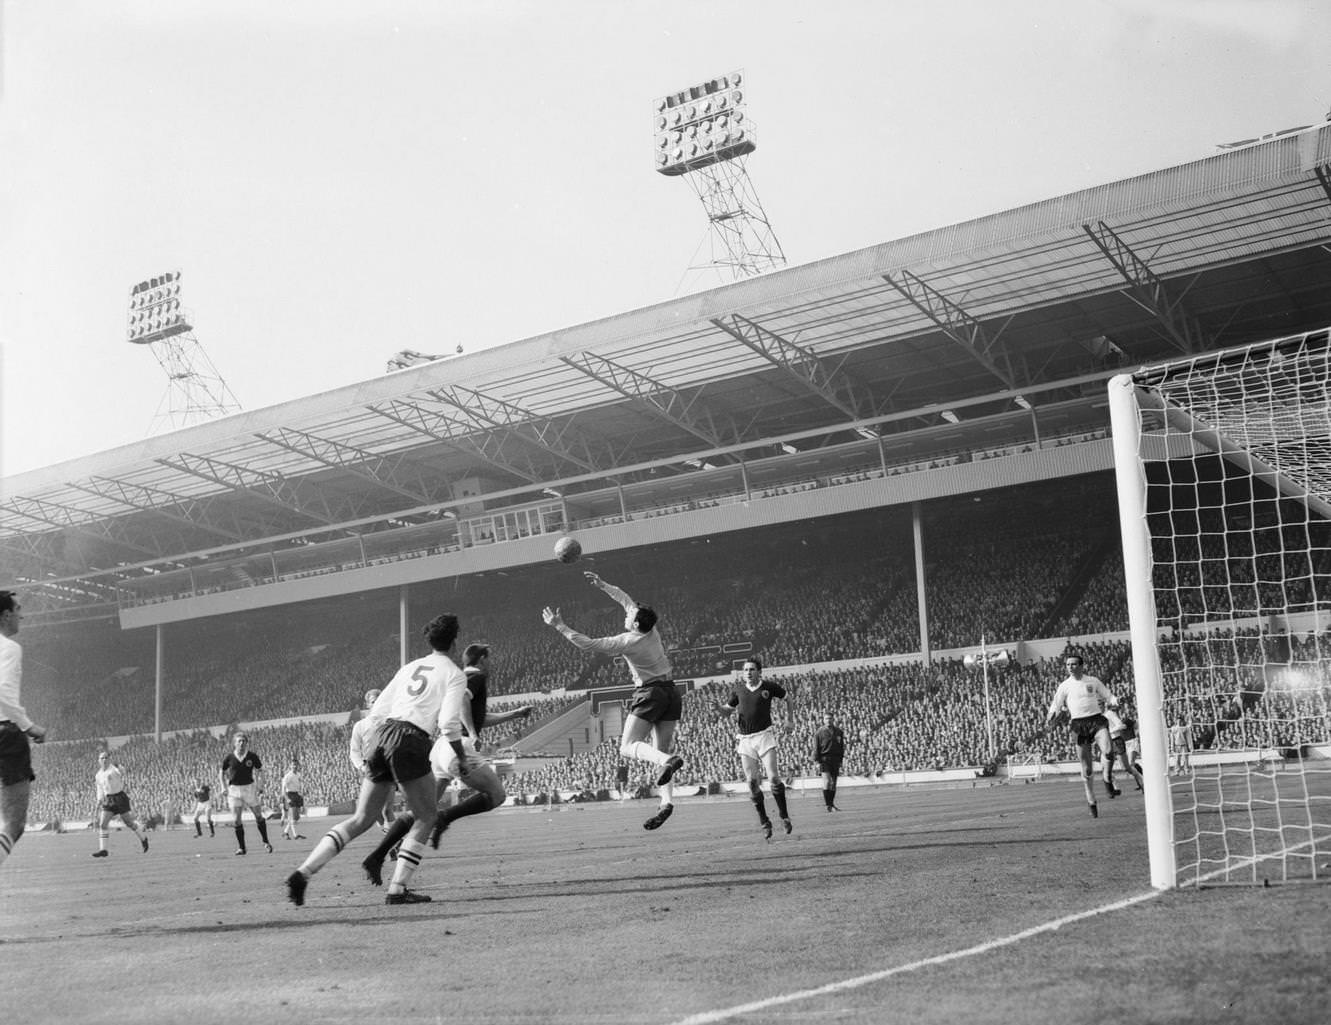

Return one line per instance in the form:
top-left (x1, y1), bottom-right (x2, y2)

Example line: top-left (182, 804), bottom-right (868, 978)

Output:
top-left (17, 473), bottom-right (1331, 821)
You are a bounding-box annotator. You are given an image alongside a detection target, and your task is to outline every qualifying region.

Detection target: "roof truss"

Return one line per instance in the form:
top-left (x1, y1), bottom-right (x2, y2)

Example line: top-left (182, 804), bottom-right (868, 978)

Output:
top-left (1082, 220), bottom-right (1203, 354)
top-left (882, 270), bottom-right (1019, 390)
top-left (559, 351), bottom-right (741, 454)
top-left (710, 313), bottom-right (869, 421)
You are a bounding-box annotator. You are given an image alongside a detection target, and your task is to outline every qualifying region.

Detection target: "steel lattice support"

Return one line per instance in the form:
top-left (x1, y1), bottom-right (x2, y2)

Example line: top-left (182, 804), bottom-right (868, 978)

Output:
top-left (256, 427), bottom-right (441, 507)
top-left (1083, 220), bottom-right (1202, 355)
top-left (683, 154), bottom-right (787, 282)
top-left (429, 386), bottom-right (627, 474)
top-left (368, 397), bottom-right (547, 485)
top-left (711, 313), bottom-right (867, 420)
top-left (883, 270), bottom-right (1017, 390)
top-left (156, 453), bottom-right (344, 529)
top-left (69, 477), bottom-right (245, 544)
top-left (559, 351), bottom-right (740, 452)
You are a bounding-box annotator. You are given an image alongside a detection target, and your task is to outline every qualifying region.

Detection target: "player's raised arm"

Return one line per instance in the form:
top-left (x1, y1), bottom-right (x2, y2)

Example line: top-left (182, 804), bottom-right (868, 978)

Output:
top-left (586, 572), bottom-right (635, 612)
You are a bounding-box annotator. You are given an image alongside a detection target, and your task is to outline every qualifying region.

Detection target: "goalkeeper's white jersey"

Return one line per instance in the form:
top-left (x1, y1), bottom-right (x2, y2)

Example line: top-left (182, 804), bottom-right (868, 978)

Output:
top-left (1048, 673), bottom-right (1116, 720)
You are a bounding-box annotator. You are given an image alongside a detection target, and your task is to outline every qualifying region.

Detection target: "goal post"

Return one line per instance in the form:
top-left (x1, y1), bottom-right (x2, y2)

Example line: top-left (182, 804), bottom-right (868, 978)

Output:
top-left (1108, 327), bottom-right (1331, 889)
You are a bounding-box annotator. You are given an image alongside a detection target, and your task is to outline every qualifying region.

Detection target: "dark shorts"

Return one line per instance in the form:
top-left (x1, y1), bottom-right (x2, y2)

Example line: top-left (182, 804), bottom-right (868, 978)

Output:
top-left (101, 791), bottom-right (132, 815)
top-left (366, 719), bottom-right (432, 786)
top-left (285, 791), bottom-right (304, 809)
top-left (626, 681), bottom-right (682, 724)
top-left (1071, 714), bottom-right (1110, 745)
top-left (0, 723), bottom-right (34, 786)
top-left (818, 761), bottom-right (842, 778)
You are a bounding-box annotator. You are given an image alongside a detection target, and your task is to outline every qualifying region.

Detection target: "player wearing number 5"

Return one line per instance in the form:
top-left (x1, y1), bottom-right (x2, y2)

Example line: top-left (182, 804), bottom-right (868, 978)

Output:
top-left (287, 613), bottom-right (473, 907)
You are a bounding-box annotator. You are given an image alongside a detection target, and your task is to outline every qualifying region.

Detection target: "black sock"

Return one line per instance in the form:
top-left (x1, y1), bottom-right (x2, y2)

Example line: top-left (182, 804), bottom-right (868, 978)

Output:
top-left (371, 815), bottom-right (415, 861)
top-left (436, 792), bottom-right (493, 830)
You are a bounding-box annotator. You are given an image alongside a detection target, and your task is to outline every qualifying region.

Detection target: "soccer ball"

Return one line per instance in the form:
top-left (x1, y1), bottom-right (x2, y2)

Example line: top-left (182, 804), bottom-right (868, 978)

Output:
top-left (553, 536), bottom-right (582, 564)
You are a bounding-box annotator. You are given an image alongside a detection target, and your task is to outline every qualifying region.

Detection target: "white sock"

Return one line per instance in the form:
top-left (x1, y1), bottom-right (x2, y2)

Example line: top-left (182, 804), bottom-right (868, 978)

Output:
top-left (624, 741), bottom-right (667, 766)
top-left (387, 837), bottom-right (427, 893)
top-left (299, 824), bottom-right (352, 876)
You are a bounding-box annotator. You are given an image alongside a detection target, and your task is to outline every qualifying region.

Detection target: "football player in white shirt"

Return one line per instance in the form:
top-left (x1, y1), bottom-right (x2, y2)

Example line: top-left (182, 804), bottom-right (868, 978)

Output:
top-left (0, 591), bottom-right (47, 871)
top-left (349, 688), bottom-right (396, 830)
top-left (543, 572), bottom-right (684, 831)
top-left (287, 614), bottom-right (475, 907)
top-left (279, 761), bottom-right (306, 840)
top-left (1103, 705), bottom-right (1144, 792)
top-left (1046, 652), bottom-right (1120, 818)
top-left (1169, 719), bottom-right (1193, 775)
top-left (92, 751), bottom-right (149, 856)
top-left (359, 643), bottom-right (531, 883)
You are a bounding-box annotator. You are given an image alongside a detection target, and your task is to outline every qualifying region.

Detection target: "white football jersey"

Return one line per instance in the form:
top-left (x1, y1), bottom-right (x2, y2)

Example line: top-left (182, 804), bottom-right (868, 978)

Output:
top-left (368, 651), bottom-right (468, 741)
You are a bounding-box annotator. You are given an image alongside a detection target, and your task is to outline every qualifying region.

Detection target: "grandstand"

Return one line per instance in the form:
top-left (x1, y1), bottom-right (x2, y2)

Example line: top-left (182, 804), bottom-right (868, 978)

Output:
top-left (5, 123), bottom-right (1331, 842)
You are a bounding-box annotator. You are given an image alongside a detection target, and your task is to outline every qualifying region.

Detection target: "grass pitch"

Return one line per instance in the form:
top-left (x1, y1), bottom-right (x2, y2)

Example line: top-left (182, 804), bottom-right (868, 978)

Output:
top-left (2, 781), bottom-right (1327, 1025)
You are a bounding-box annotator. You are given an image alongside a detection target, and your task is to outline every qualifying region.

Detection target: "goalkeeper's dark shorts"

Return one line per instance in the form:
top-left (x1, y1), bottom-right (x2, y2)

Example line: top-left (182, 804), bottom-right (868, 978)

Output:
top-left (626, 680), bottom-right (681, 724)
top-left (1070, 714), bottom-right (1110, 745)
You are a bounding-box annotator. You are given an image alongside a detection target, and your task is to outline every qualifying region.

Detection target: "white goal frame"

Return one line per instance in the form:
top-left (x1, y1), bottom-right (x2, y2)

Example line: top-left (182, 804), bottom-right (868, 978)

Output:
top-left (1109, 328), bottom-right (1331, 889)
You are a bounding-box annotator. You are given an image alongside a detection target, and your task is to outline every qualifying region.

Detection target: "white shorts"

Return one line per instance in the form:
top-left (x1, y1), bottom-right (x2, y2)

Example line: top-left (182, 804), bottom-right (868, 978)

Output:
top-left (227, 784), bottom-right (262, 811)
top-left (429, 736), bottom-right (483, 780)
top-left (192, 801), bottom-right (212, 815)
top-left (735, 728), bottom-right (779, 762)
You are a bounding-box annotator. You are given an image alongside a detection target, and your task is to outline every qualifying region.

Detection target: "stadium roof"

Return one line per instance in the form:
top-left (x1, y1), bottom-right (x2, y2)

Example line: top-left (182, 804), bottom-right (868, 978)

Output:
top-left (5, 121), bottom-right (1331, 621)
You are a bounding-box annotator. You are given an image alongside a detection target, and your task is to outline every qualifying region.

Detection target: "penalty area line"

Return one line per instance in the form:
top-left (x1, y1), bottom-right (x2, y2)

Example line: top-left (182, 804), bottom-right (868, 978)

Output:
top-left (664, 888), bottom-right (1163, 1025)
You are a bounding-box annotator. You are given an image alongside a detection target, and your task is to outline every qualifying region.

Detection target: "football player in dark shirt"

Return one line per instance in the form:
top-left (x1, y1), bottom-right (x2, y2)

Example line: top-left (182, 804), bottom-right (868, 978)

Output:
top-left (813, 712), bottom-right (846, 811)
top-left (219, 732), bottom-right (272, 855)
top-left (190, 778), bottom-right (215, 837)
top-left (717, 659), bottom-right (795, 840)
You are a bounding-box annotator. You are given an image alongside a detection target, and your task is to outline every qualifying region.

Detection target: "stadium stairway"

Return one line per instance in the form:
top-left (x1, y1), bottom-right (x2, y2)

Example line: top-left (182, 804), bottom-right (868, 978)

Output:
top-left (510, 698), bottom-right (618, 760)
top-left (1034, 529), bottom-right (1118, 638)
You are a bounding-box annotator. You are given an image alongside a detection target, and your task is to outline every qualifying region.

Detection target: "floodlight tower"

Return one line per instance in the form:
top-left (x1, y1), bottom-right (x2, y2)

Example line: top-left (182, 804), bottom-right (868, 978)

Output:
top-left (126, 271), bottom-right (241, 433)
top-left (963, 639), bottom-right (1012, 762)
top-left (653, 70), bottom-right (787, 286)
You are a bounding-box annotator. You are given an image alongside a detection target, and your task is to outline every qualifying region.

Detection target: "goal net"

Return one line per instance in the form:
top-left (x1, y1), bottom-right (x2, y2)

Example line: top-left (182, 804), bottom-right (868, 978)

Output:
top-left (1108, 328), bottom-right (1331, 889)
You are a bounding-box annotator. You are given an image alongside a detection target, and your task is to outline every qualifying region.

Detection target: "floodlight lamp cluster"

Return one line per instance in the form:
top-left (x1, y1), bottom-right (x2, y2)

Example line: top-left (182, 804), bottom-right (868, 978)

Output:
top-left (653, 70), bottom-right (755, 176)
top-left (127, 271), bottom-right (190, 344)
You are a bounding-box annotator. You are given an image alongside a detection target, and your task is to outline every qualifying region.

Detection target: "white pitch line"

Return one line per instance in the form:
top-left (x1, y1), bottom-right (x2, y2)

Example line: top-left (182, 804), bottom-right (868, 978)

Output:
top-left (664, 888), bottom-right (1164, 1025)
top-left (667, 833), bottom-right (1331, 1025)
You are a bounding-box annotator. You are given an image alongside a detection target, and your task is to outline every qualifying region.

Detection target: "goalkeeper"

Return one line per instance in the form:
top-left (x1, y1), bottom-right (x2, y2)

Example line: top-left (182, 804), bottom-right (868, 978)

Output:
top-left (543, 571), bottom-right (683, 832)
top-left (1045, 652), bottom-right (1121, 818)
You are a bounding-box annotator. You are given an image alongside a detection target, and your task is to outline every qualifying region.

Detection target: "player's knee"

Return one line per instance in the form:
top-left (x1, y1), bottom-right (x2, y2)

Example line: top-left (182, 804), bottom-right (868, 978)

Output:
top-left (747, 778), bottom-right (762, 798)
top-left (770, 779), bottom-right (786, 798)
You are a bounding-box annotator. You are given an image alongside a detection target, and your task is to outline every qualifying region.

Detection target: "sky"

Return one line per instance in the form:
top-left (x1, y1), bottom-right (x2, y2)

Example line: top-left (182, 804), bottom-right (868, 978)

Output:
top-left (2, 0), bottom-right (1328, 479)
